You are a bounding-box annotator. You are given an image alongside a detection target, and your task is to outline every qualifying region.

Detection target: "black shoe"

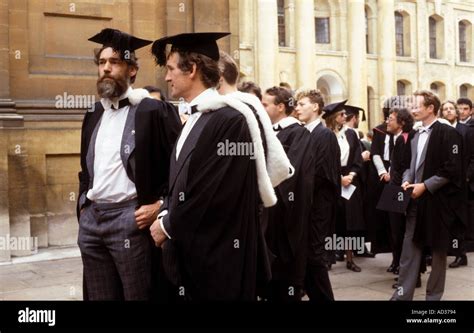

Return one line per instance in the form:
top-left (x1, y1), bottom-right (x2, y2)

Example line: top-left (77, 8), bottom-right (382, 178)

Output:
top-left (426, 255), bottom-right (432, 266)
top-left (393, 266), bottom-right (399, 275)
top-left (387, 263), bottom-right (396, 273)
top-left (355, 251), bottom-right (376, 258)
top-left (449, 255), bottom-right (467, 268)
top-left (346, 261), bottom-right (361, 272)
top-left (392, 277), bottom-right (421, 289)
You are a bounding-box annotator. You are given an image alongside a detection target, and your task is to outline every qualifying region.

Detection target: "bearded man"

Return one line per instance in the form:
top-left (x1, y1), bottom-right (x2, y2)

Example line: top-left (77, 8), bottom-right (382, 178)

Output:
top-left (77, 28), bottom-right (181, 300)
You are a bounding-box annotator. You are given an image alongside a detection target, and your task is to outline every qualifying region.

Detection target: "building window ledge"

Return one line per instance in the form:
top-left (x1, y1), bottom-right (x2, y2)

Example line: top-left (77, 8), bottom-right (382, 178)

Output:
top-left (396, 56), bottom-right (416, 62)
top-left (455, 61), bottom-right (474, 67)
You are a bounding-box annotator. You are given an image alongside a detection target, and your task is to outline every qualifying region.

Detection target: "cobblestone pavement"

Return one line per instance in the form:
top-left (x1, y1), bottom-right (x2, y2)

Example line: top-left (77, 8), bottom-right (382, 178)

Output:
top-left (1, 246), bottom-right (473, 300)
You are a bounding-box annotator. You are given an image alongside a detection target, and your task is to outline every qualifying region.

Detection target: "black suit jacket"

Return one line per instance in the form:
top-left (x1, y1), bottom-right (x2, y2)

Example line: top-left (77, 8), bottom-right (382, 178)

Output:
top-left (77, 98), bottom-right (181, 217)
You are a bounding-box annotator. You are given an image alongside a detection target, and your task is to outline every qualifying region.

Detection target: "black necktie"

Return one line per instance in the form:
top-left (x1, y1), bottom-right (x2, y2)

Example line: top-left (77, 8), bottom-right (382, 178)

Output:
top-left (111, 98), bottom-right (130, 110)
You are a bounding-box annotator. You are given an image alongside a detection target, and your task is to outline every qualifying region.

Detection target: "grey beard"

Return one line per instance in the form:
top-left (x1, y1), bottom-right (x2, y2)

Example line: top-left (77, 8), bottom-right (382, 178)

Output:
top-left (97, 77), bottom-right (128, 99)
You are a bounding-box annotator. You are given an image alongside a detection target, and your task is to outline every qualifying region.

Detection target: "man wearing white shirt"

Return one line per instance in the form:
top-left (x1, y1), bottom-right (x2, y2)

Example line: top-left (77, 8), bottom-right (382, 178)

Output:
top-left (77, 29), bottom-right (181, 300)
top-left (392, 90), bottom-right (465, 300)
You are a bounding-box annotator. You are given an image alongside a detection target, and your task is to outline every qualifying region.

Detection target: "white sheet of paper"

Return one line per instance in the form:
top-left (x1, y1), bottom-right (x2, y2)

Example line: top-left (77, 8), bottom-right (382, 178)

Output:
top-left (341, 184), bottom-right (356, 200)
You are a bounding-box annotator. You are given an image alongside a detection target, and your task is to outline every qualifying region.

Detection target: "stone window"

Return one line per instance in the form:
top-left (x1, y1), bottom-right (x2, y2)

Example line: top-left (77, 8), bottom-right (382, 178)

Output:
top-left (315, 17), bottom-right (330, 44)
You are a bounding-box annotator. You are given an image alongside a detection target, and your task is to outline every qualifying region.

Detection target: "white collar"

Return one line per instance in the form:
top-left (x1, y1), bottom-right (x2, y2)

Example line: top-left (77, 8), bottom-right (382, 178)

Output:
top-left (460, 116), bottom-right (471, 124)
top-left (304, 118), bottom-right (321, 133)
top-left (393, 130), bottom-right (403, 141)
top-left (273, 116), bottom-right (301, 131)
top-left (419, 118), bottom-right (438, 133)
top-left (101, 86), bottom-right (132, 110)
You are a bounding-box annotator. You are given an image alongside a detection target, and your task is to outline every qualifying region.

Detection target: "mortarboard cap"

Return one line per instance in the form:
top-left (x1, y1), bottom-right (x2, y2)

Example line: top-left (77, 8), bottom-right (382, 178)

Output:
top-left (344, 105), bottom-right (366, 122)
top-left (151, 32), bottom-right (231, 66)
top-left (322, 99), bottom-right (348, 119)
top-left (376, 184), bottom-right (413, 214)
top-left (88, 28), bottom-right (152, 56)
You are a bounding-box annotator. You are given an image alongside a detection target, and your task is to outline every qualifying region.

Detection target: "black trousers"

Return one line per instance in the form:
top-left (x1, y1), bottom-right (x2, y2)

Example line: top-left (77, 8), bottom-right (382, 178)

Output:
top-left (304, 263), bottom-right (334, 301)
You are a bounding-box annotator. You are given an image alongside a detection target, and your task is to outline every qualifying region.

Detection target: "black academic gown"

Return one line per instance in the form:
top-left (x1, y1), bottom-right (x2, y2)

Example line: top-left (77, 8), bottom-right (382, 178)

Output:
top-left (161, 107), bottom-right (260, 301)
top-left (452, 122), bottom-right (474, 253)
top-left (365, 123), bottom-right (392, 253)
top-left (337, 128), bottom-right (365, 235)
top-left (263, 122), bottom-right (312, 298)
top-left (413, 122), bottom-right (467, 251)
top-left (77, 98), bottom-right (181, 215)
top-left (305, 122), bottom-right (341, 301)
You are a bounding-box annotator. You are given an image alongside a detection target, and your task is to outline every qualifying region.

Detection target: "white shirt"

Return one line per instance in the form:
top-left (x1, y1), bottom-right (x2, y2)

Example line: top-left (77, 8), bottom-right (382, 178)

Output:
top-left (460, 116), bottom-right (471, 124)
top-left (393, 130), bottom-right (403, 145)
top-left (175, 88), bottom-right (218, 159)
top-left (336, 126), bottom-right (350, 167)
top-left (383, 134), bottom-right (391, 161)
top-left (304, 118), bottom-right (321, 133)
top-left (86, 87), bottom-right (137, 203)
top-left (416, 118), bottom-right (438, 169)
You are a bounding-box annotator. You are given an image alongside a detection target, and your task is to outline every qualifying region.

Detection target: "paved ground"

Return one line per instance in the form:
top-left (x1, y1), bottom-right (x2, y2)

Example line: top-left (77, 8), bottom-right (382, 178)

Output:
top-left (0, 246), bottom-right (473, 300)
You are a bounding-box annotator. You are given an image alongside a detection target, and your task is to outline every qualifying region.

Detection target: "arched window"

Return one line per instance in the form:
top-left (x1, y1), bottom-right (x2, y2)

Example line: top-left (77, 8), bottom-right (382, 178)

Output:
top-left (460, 84), bottom-right (468, 98)
top-left (430, 81), bottom-right (445, 101)
top-left (397, 80), bottom-right (406, 96)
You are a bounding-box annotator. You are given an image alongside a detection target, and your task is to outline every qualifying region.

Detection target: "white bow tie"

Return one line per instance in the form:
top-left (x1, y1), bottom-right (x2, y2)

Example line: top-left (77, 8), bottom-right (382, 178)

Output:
top-left (178, 102), bottom-right (191, 116)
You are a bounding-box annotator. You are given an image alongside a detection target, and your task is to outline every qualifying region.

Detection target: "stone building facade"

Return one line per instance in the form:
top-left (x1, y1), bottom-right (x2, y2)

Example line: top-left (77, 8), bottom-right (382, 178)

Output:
top-left (0, 0), bottom-right (473, 261)
top-left (239, 0), bottom-right (474, 131)
top-left (0, 0), bottom-right (236, 262)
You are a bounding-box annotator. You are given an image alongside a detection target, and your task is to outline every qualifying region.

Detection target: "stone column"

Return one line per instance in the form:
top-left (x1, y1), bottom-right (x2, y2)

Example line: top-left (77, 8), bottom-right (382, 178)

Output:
top-left (415, 0), bottom-right (427, 90)
top-left (295, 0), bottom-right (316, 88)
top-left (377, 0), bottom-right (396, 125)
top-left (256, 0), bottom-right (279, 90)
top-left (347, 0), bottom-right (368, 132)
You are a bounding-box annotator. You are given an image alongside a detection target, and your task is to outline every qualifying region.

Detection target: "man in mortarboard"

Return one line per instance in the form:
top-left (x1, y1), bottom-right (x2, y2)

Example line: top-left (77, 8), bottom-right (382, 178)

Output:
top-left (77, 28), bottom-right (181, 300)
top-left (149, 32), bottom-right (278, 301)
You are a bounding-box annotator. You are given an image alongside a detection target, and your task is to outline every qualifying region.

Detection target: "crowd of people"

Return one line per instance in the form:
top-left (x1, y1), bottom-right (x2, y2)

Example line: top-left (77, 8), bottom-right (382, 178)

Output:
top-left (77, 28), bottom-right (473, 302)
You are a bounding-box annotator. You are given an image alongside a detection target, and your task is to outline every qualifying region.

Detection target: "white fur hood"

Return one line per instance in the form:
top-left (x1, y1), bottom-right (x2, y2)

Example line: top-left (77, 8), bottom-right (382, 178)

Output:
top-left (196, 94), bottom-right (280, 207)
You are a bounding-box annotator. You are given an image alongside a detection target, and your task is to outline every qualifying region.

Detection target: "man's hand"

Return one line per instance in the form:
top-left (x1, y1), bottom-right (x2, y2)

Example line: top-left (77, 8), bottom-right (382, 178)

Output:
top-left (380, 173), bottom-right (391, 183)
top-left (150, 219), bottom-right (167, 247)
top-left (341, 175), bottom-right (353, 187)
top-left (401, 181), bottom-right (411, 191)
top-left (407, 183), bottom-right (426, 199)
top-left (135, 200), bottom-right (162, 229)
top-left (361, 151), bottom-right (371, 161)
